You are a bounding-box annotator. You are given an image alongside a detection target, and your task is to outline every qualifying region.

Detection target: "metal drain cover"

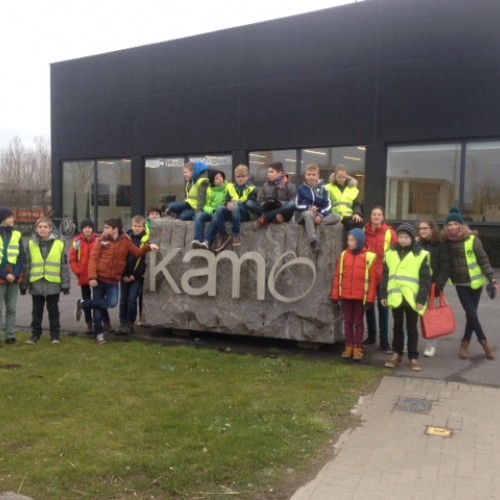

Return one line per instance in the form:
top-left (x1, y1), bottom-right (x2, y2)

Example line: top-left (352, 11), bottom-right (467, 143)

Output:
top-left (394, 396), bottom-right (432, 414)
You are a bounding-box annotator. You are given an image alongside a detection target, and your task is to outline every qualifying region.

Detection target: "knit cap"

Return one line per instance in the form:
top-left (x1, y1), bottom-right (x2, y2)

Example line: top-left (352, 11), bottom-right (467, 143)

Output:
top-left (0, 207), bottom-right (13, 225)
top-left (80, 218), bottom-right (96, 231)
top-left (348, 228), bottom-right (365, 253)
top-left (208, 169), bottom-right (226, 186)
top-left (397, 222), bottom-right (416, 241)
top-left (445, 207), bottom-right (464, 225)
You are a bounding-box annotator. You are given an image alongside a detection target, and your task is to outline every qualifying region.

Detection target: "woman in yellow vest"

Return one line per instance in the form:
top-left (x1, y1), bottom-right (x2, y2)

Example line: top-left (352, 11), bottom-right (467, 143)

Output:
top-left (0, 207), bottom-right (26, 345)
top-left (442, 207), bottom-right (497, 360)
top-left (381, 223), bottom-right (431, 371)
top-left (20, 217), bottom-right (70, 344)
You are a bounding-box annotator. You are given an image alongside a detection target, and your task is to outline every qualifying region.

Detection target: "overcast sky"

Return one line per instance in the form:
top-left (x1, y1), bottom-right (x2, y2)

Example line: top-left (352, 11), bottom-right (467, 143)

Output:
top-left (0, 0), bottom-right (358, 149)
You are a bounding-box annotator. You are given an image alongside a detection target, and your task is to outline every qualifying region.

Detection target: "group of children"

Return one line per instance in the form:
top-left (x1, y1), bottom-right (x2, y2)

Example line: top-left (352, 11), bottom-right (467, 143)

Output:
top-left (166, 160), bottom-right (355, 253)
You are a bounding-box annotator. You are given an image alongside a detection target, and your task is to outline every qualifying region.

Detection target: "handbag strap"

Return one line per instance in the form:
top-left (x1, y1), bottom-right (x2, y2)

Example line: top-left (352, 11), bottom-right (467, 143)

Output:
top-left (429, 283), bottom-right (449, 309)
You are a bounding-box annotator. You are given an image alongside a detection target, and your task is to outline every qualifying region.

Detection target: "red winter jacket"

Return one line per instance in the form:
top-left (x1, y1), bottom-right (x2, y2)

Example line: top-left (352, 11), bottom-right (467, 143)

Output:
top-left (364, 222), bottom-right (397, 285)
top-left (69, 233), bottom-right (101, 286)
top-left (331, 248), bottom-right (377, 304)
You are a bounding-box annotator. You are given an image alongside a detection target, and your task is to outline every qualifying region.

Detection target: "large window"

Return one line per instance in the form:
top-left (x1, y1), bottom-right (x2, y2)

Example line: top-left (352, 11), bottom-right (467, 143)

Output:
top-left (386, 144), bottom-right (460, 221)
top-left (464, 141), bottom-right (500, 223)
top-left (145, 157), bottom-right (185, 212)
top-left (62, 160), bottom-right (94, 229)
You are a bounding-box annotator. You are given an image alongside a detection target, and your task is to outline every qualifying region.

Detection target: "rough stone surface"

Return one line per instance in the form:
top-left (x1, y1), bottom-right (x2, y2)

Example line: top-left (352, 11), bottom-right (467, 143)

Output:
top-left (0, 493), bottom-right (33, 500)
top-left (143, 218), bottom-right (343, 343)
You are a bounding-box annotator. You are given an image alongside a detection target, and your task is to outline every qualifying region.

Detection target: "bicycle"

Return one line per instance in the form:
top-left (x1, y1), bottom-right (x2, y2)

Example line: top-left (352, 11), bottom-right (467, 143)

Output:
top-left (52, 216), bottom-right (76, 240)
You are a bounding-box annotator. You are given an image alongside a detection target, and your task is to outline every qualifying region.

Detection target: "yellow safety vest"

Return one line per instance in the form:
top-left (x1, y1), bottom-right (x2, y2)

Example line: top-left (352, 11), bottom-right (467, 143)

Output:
top-left (29, 239), bottom-right (64, 283)
top-left (0, 230), bottom-right (22, 264)
top-left (326, 184), bottom-right (359, 219)
top-left (133, 233), bottom-right (150, 273)
top-left (338, 250), bottom-right (377, 304)
top-left (458, 235), bottom-right (487, 289)
top-left (385, 248), bottom-right (429, 315)
top-left (186, 178), bottom-right (209, 209)
top-left (227, 183), bottom-right (256, 203)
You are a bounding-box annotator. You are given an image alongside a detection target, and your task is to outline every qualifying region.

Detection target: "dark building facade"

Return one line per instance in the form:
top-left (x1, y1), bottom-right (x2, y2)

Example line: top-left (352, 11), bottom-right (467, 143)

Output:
top-left (51, 0), bottom-right (500, 230)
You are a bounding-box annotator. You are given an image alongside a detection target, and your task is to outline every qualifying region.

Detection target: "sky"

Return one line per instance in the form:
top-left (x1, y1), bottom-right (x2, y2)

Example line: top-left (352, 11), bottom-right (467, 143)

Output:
top-left (0, 0), bottom-right (357, 149)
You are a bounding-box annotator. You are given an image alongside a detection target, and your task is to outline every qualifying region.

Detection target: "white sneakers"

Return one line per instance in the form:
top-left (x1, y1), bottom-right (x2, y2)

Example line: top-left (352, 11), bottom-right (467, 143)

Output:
top-left (423, 345), bottom-right (436, 357)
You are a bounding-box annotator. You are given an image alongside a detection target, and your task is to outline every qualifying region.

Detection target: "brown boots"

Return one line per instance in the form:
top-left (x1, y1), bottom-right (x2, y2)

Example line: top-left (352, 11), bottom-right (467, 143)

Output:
top-left (459, 339), bottom-right (495, 360)
top-left (459, 340), bottom-right (469, 359)
top-left (480, 339), bottom-right (495, 360)
top-left (341, 344), bottom-right (363, 361)
top-left (341, 344), bottom-right (353, 359)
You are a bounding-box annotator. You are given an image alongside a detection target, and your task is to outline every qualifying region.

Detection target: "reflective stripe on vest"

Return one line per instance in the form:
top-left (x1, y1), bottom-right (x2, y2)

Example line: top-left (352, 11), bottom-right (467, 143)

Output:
top-left (385, 248), bottom-right (429, 315)
top-left (227, 183), bottom-right (255, 203)
top-left (186, 178), bottom-right (208, 209)
top-left (383, 229), bottom-right (393, 253)
top-left (464, 235), bottom-right (487, 289)
top-left (327, 184), bottom-right (359, 218)
top-left (29, 239), bottom-right (64, 283)
top-left (133, 233), bottom-right (150, 273)
top-left (338, 250), bottom-right (376, 304)
top-left (0, 230), bottom-right (22, 264)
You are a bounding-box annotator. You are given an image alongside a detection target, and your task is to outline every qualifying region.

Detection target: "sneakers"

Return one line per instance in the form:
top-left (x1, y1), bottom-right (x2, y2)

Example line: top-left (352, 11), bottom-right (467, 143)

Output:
top-left (74, 299), bottom-right (83, 322)
top-left (423, 345), bottom-right (436, 357)
top-left (232, 234), bottom-right (241, 247)
top-left (51, 339), bottom-right (61, 344)
top-left (380, 342), bottom-right (393, 354)
top-left (254, 216), bottom-right (267, 228)
top-left (199, 241), bottom-right (210, 250)
top-left (310, 240), bottom-right (320, 253)
top-left (385, 353), bottom-right (402, 368)
top-left (26, 336), bottom-right (40, 345)
top-left (410, 359), bottom-right (422, 371)
top-left (95, 334), bottom-right (107, 345)
top-left (215, 234), bottom-right (232, 252)
top-left (275, 214), bottom-right (286, 224)
top-left (363, 337), bottom-right (376, 347)
top-left (192, 240), bottom-right (201, 249)
top-left (6, 337), bottom-right (17, 345)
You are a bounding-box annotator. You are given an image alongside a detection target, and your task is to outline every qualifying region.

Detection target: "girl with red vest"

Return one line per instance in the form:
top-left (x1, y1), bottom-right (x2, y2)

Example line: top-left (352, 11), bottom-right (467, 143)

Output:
top-left (331, 228), bottom-right (377, 361)
top-left (363, 207), bottom-right (397, 352)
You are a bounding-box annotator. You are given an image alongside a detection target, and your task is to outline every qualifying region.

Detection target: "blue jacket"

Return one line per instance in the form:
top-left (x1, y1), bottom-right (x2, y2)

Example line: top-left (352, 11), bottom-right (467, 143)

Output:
top-left (295, 182), bottom-right (332, 217)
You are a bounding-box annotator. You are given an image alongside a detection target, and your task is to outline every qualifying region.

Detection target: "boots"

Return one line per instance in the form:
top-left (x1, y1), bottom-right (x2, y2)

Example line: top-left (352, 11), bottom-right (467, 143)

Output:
top-left (459, 339), bottom-right (469, 359)
top-left (479, 339), bottom-right (495, 360)
top-left (352, 345), bottom-right (364, 361)
top-left (86, 322), bottom-right (93, 335)
top-left (103, 321), bottom-right (115, 333)
top-left (341, 344), bottom-right (353, 359)
top-left (385, 353), bottom-right (402, 368)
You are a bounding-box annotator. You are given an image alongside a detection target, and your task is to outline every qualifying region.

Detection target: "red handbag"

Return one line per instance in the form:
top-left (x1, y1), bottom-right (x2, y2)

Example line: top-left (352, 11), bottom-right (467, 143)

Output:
top-left (420, 284), bottom-right (456, 340)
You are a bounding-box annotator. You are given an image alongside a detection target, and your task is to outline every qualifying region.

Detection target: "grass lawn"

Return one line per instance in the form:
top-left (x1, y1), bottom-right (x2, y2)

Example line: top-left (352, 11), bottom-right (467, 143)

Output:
top-left (0, 333), bottom-right (384, 499)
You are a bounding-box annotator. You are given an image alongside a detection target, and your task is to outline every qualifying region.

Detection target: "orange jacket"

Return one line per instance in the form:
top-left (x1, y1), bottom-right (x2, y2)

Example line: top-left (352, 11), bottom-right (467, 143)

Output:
top-left (88, 233), bottom-right (151, 284)
top-left (364, 222), bottom-right (397, 285)
top-left (331, 248), bottom-right (377, 303)
top-left (69, 233), bottom-right (101, 286)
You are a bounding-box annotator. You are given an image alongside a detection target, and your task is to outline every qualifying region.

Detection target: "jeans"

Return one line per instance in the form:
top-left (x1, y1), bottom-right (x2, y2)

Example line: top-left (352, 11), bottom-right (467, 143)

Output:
top-left (455, 285), bottom-right (485, 342)
top-left (31, 294), bottom-right (60, 340)
top-left (298, 210), bottom-right (341, 243)
top-left (194, 212), bottom-right (213, 242)
top-left (214, 204), bottom-right (251, 236)
top-left (167, 201), bottom-right (194, 221)
top-left (261, 200), bottom-right (295, 223)
top-left (342, 299), bottom-right (365, 345)
top-left (391, 300), bottom-right (419, 359)
top-left (119, 279), bottom-right (144, 324)
top-left (0, 283), bottom-right (20, 339)
top-left (81, 285), bottom-right (110, 325)
top-left (365, 285), bottom-right (389, 344)
top-left (82, 280), bottom-right (119, 336)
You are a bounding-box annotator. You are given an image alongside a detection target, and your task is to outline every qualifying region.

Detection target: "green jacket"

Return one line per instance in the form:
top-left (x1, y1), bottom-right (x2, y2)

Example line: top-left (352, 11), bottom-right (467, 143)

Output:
top-left (203, 181), bottom-right (228, 215)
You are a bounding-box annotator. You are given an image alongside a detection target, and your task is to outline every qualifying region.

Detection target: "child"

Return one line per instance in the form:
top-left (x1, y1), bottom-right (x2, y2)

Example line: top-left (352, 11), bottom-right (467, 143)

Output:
top-left (331, 228), bottom-right (377, 361)
top-left (381, 223), bottom-right (431, 371)
top-left (295, 163), bottom-right (341, 253)
top-left (255, 161), bottom-right (296, 226)
top-left (21, 217), bottom-right (70, 344)
top-left (117, 215), bottom-right (150, 335)
top-left (363, 206), bottom-right (398, 352)
top-left (192, 170), bottom-right (228, 249)
top-left (210, 164), bottom-right (260, 252)
top-left (138, 206), bottom-right (163, 326)
top-left (70, 218), bottom-right (114, 335)
top-left (166, 161), bottom-right (210, 220)
top-left (74, 218), bottom-right (159, 344)
top-left (0, 207), bottom-right (26, 345)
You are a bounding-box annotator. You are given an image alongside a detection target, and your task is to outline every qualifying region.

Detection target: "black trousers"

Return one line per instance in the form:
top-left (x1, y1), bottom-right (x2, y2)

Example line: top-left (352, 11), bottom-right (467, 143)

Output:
top-left (31, 294), bottom-right (60, 340)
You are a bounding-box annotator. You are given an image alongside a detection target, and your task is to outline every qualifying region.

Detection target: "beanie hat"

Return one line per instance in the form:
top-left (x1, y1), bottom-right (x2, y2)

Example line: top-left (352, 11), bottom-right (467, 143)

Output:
top-left (0, 207), bottom-right (13, 225)
top-left (80, 218), bottom-right (96, 231)
top-left (445, 207), bottom-right (464, 225)
top-left (348, 228), bottom-right (365, 253)
top-left (208, 169), bottom-right (226, 186)
top-left (397, 222), bottom-right (416, 241)
top-left (104, 218), bottom-right (123, 232)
